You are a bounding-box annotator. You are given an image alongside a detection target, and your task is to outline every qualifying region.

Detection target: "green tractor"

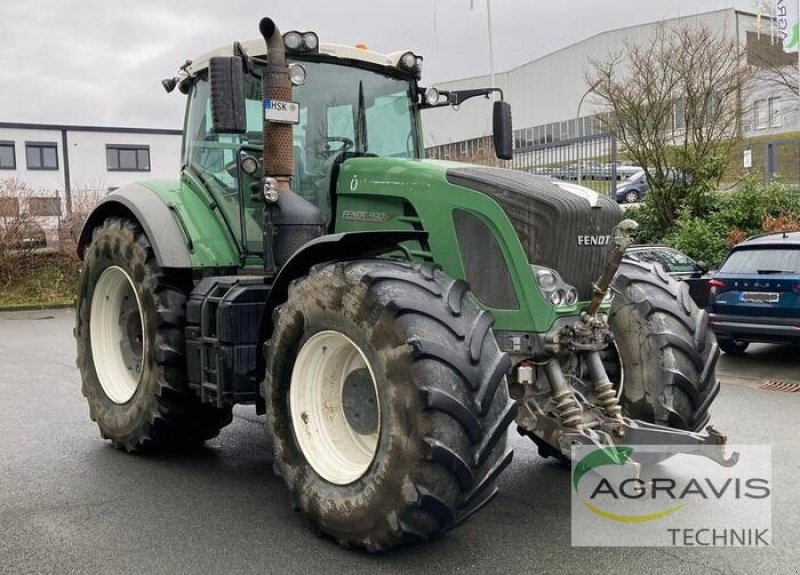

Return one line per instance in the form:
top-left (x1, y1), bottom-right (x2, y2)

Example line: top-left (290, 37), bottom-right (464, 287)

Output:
top-left (75, 17), bottom-right (727, 551)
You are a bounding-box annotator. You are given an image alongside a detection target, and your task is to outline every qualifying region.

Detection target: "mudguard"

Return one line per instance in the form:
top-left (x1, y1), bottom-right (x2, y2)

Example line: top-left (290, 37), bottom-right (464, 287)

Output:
top-left (77, 184), bottom-right (192, 268)
top-left (256, 230), bottom-right (428, 374)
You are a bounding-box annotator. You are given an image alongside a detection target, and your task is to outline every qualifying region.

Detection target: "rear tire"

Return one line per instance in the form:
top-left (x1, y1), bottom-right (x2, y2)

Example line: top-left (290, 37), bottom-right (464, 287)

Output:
top-left (265, 260), bottom-right (515, 551)
top-left (75, 218), bottom-right (232, 452)
top-left (625, 190), bottom-right (640, 203)
top-left (717, 337), bottom-right (749, 355)
top-left (608, 259), bottom-right (720, 431)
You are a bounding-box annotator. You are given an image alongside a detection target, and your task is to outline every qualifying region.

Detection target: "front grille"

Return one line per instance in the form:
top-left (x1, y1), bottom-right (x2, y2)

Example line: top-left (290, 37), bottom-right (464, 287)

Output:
top-left (447, 167), bottom-right (622, 300)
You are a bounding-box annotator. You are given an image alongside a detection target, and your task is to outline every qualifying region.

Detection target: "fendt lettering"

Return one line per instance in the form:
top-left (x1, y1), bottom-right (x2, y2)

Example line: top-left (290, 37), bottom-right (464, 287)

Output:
top-left (577, 235), bottom-right (611, 246)
top-left (74, 15), bottom-right (725, 552)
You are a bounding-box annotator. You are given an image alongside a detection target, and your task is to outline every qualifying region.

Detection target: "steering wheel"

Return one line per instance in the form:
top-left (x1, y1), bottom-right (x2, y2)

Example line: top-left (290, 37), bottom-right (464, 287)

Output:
top-left (321, 137), bottom-right (354, 155)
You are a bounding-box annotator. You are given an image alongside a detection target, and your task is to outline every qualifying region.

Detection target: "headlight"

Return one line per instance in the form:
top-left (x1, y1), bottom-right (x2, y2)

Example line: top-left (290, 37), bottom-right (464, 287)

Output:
top-left (283, 31), bottom-right (303, 51)
top-left (283, 31), bottom-right (319, 53)
top-left (536, 269), bottom-right (558, 290)
top-left (565, 288), bottom-right (578, 306)
top-left (240, 156), bottom-right (259, 175)
top-left (289, 63), bottom-right (307, 86)
top-left (400, 51), bottom-right (416, 69)
top-left (531, 265), bottom-right (579, 309)
top-left (302, 32), bottom-right (319, 51)
top-left (424, 87), bottom-right (440, 106)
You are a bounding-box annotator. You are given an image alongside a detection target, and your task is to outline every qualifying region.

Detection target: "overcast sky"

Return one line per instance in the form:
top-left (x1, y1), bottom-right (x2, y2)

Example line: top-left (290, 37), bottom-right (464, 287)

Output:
top-left (0, 0), bottom-right (754, 129)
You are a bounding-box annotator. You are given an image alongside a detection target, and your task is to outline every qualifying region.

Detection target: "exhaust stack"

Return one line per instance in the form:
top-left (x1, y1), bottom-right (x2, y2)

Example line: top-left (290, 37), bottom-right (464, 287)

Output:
top-left (258, 17), bottom-right (324, 272)
top-left (259, 17), bottom-right (294, 190)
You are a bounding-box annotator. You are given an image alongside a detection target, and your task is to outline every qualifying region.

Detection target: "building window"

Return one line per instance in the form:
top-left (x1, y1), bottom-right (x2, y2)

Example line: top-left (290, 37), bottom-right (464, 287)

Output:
top-left (769, 97), bottom-right (782, 128)
top-left (106, 145), bottom-right (151, 171)
top-left (754, 99), bottom-right (768, 129)
top-left (0, 141), bottom-right (15, 169)
top-left (25, 142), bottom-right (58, 170)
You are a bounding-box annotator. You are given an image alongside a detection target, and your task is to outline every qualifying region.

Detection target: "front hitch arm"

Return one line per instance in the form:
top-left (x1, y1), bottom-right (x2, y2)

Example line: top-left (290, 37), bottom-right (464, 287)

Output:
top-left (598, 418), bottom-right (739, 467)
top-left (518, 403), bottom-right (739, 468)
top-left (587, 218), bottom-right (638, 316)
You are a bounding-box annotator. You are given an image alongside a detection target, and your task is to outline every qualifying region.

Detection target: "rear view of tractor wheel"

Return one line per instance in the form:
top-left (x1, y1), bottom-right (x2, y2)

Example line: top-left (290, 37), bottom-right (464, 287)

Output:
top-left (75, 218), bottom-right (232, 452)
top-left (607, 259), bottom-right (720, 431)
top-left (265, 260), bottom-right (516, 551)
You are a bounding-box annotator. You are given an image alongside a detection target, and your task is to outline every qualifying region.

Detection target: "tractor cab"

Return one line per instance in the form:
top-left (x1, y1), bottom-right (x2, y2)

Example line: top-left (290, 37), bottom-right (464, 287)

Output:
top-left (171, 37), bottom-right (511, 258)
top-left (180, 42), bottom-right (424, 254)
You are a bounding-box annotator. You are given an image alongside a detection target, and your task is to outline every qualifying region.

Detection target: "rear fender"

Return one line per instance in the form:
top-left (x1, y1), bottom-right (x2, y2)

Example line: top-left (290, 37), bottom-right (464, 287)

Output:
top-left (77, 184), bottom-right (192, 268)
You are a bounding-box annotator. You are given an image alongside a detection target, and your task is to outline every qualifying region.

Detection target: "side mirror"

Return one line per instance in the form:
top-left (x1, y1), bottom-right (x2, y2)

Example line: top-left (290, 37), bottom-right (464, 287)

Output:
top-left (696, 261), bottom-right (709, 274)
top-left (492, 100), bottom-right (513, 160)
top-left (209, 56), bottom-right (246, 134)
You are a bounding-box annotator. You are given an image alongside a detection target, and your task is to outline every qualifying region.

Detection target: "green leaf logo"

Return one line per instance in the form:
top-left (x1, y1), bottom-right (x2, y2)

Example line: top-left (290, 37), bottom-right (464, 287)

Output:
top-left (572, 446), bottom-right (633, 491)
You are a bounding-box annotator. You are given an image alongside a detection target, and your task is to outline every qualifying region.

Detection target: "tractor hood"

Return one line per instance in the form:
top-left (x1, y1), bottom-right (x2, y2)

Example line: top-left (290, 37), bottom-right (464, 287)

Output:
top-left (335, 158), bottom-right (623, 302)
top-left (446, 166), bottom-right (623, 300)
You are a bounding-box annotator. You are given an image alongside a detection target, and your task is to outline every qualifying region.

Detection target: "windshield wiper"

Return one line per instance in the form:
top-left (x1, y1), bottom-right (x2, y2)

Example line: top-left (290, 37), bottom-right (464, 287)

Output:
top-left (355, 81), bottom-right (368, 154)
top-left (756, 269), bottom-right (794, 274)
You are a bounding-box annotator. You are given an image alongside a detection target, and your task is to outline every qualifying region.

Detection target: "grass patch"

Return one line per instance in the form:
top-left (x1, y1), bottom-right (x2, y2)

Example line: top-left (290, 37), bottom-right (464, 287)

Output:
top-left (0, 250), bottom-right (78, 309)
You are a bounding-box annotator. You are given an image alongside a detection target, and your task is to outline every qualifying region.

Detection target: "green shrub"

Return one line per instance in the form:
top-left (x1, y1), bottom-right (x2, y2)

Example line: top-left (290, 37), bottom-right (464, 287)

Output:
top-left (629, 178), bottom-right (800, 268)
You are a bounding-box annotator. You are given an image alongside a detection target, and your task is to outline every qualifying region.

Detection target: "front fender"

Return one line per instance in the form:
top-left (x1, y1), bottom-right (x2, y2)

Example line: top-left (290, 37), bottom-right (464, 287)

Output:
top-left (256, 230), bottom-right (427, 376)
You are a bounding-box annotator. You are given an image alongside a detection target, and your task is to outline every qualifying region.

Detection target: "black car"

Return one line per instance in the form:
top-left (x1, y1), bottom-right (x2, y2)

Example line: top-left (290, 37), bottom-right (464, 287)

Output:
top-left (708, 232), bottom-right (800, 354)
top-left (625, 245), bottom-right (711, 307)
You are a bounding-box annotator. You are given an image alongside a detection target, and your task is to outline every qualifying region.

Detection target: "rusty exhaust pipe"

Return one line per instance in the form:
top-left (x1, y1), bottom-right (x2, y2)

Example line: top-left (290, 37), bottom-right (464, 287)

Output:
top-left (259, 17), bottom-right (293, 192)
top-left (258, 17), bottom-right (323, 273)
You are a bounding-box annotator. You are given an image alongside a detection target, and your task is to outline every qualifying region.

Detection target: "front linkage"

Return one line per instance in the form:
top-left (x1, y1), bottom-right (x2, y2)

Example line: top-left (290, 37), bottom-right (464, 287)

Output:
top-left (517, 220), bottom-right (738, 468)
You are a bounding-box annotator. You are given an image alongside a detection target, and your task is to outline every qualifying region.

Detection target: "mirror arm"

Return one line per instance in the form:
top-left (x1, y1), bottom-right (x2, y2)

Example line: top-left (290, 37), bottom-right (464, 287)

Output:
top-left (418, 87), bottom-right (505, 109)
top-left (445, 87), bottom-right (504, 106)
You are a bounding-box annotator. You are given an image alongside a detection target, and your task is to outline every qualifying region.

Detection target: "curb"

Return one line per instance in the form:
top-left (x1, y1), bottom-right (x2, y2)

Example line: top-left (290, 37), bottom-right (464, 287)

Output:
top-left (0, 303), bottom-right (74, 313)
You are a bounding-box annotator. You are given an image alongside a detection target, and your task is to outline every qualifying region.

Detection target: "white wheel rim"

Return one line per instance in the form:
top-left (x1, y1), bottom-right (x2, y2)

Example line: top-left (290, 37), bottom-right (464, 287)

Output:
top-left (290, 330), bottom-right (380, 485)
top-left (90, 266), bottom-right (146, 404)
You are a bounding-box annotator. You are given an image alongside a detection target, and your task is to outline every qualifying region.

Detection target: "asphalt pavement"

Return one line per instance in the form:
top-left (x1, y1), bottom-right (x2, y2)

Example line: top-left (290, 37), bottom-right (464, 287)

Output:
top-left (1, 309), bottom-right (798, 575)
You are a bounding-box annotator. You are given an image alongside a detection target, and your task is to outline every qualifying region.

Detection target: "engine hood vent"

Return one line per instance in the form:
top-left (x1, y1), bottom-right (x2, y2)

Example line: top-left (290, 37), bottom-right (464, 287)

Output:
top-left (446, 167), bottom-right (623, 300)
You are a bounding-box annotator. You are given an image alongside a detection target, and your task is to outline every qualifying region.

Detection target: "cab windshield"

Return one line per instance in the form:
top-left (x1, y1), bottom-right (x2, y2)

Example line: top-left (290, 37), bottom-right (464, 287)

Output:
top-left (183, 60), bottom-right (420, 254)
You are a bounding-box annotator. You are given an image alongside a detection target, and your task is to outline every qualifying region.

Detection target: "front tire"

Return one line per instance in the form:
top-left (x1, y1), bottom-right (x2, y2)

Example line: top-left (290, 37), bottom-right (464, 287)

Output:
top-left (75, 218), bottom-right (232, 452)
top-left (265, 260), bottom-right (515, 551)
top-left (608, 259), bottom-right (720, 431)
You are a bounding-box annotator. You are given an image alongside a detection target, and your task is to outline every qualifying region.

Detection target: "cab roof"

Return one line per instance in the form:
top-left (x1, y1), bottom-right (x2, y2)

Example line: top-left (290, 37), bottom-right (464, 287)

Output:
top-left (186, 39), bottom-right (414, 77)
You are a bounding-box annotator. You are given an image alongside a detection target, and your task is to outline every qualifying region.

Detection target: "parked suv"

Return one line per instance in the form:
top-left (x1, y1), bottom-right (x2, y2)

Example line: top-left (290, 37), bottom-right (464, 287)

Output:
top-left (708, 232), bottom-right (800, 354)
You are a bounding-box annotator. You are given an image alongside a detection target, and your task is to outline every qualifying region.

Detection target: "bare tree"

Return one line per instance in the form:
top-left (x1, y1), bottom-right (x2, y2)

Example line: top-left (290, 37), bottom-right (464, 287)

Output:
top-left (0, 178), bottom-right (43, 288)
top-left (588, 22), bottom-right (753, 233)
top-left (746, 27), bottom-right (799, 97)
top-left (744, 0), bottom-right (798, 95)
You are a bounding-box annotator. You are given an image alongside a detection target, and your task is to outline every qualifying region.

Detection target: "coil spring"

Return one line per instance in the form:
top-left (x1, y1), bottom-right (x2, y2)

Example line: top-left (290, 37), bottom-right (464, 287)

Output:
top-left (594, 381), bottom-right (623, 420)
top-left (553, 389), bottom-right (584, 429)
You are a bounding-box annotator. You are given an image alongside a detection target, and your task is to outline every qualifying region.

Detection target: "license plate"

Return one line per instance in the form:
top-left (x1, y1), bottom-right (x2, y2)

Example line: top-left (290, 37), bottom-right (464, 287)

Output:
top-left (264, 99), bottom-right (300, 124)
top-left (741, 291), bottom-right (779, 303)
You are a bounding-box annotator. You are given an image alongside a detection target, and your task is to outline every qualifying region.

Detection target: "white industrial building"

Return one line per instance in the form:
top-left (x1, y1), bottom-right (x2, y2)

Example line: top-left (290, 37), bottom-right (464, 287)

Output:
top-left (0, 122), bottom-right (181, 213)
top-left (422, 8), bottom-right (796, 161)
top-left (2, 8), bottom-right (795, 203)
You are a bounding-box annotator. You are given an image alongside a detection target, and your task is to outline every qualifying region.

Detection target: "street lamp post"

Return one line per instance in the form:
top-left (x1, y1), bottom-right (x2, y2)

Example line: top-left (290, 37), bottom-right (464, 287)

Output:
top-left (575, 80), bottom-right (601, 186)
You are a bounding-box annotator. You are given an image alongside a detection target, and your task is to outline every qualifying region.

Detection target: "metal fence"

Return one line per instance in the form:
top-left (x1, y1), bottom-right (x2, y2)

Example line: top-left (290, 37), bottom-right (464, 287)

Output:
top-left (511, 133), bottom-right (628, 196)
